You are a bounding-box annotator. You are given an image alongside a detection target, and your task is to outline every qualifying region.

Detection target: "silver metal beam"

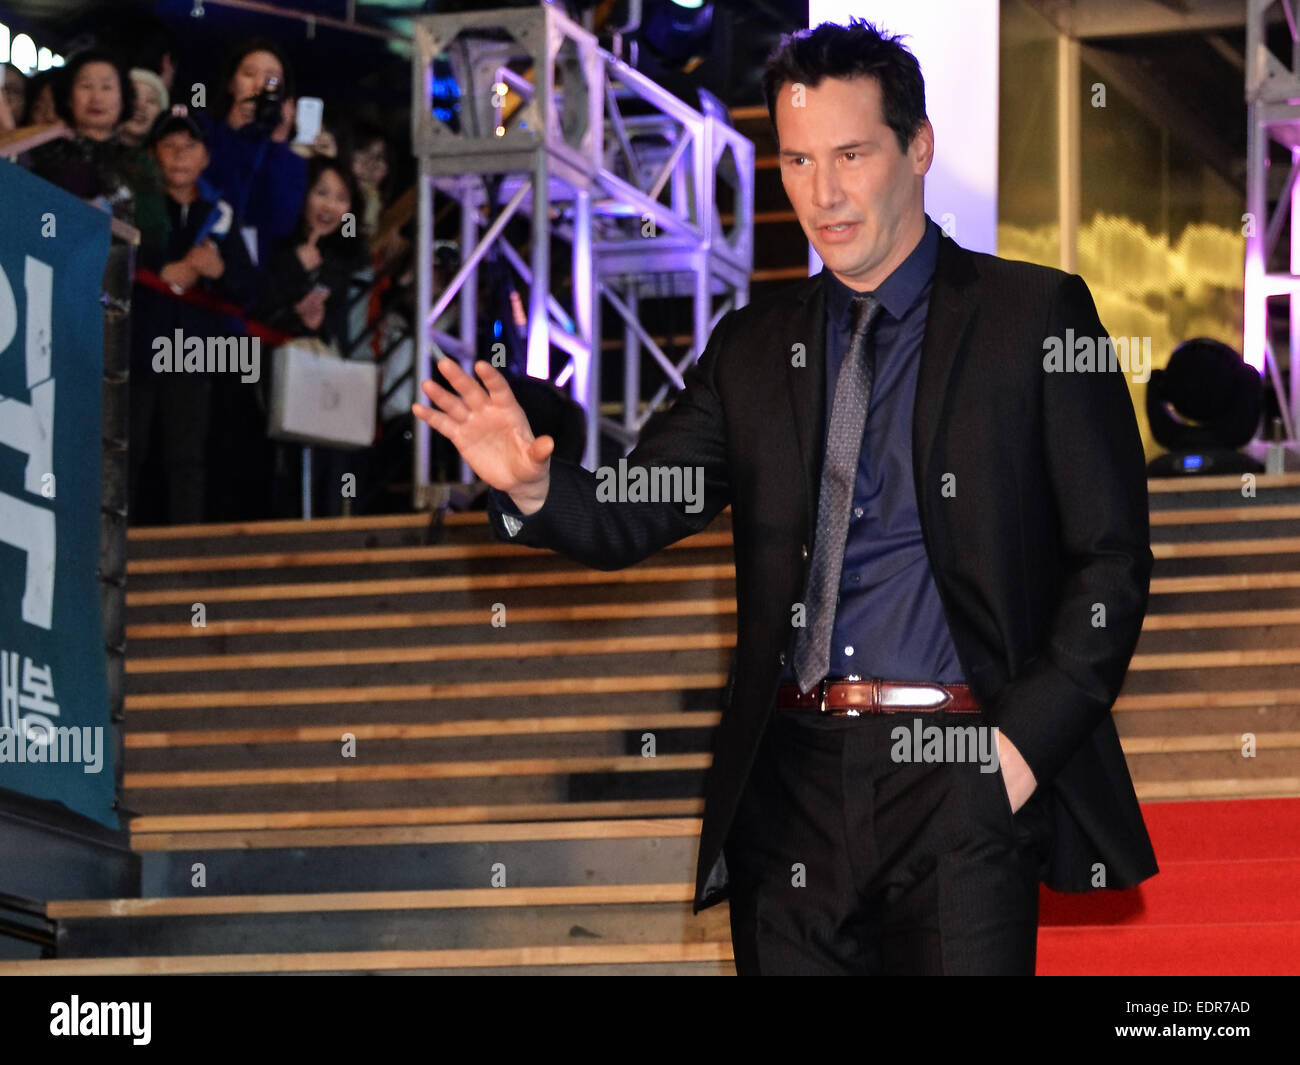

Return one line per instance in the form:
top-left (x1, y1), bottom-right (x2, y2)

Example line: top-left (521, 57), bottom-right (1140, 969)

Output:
top-left (409, 3), bottom-right (753, 493)
top-left (1246, 0), bottom-right (1300, 442)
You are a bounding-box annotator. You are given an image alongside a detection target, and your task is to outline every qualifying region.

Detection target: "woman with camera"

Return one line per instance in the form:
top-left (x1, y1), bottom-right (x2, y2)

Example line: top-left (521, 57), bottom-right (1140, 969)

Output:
top-left (198, 37), bottom-right (307, 271)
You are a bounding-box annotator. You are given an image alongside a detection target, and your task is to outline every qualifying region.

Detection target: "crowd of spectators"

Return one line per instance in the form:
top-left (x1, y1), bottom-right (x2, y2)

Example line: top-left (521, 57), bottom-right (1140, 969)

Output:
top-left (1, 26), bottom-right (415, 525)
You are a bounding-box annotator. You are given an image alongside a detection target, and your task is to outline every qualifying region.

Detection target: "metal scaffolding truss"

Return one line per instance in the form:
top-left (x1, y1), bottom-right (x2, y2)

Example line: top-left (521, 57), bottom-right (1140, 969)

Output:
top-left (1245, 0), bottom-right (1300, 443)
top-left (408, 2), bottom-right (753, 506)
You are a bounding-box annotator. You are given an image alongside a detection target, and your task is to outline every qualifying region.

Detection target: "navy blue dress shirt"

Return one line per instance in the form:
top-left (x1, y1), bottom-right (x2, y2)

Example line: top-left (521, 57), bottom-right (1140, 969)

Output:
top-left (782, 214), bottom-right (966, 691)
top-left (492, 214), bottom-right (967, 696)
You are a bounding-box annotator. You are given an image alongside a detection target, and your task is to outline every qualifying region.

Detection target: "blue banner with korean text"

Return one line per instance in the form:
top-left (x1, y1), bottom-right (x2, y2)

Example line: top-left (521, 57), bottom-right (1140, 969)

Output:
top-left (0, 161), bottom-right (116, 828)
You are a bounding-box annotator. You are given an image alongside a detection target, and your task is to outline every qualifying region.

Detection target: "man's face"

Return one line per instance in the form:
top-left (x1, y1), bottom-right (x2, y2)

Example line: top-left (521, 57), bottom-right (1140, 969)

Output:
top-left (154, 131), bottom-right (208, 190)
top-left (775, 74), bottom-right (932, 291)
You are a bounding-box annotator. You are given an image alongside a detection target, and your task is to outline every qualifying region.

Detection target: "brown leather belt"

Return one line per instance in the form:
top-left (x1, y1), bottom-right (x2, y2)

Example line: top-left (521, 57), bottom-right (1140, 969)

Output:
top-left (776, 678), bottom-right (981, 716)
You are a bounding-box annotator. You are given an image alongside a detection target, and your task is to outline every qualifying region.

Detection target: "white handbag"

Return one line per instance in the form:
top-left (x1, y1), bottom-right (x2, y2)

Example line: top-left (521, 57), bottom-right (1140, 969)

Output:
top-left (267, 339), bottom-right (377, 450)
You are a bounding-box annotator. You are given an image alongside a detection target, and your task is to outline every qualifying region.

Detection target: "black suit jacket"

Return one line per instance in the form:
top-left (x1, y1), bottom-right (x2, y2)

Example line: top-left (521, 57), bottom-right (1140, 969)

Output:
top-left (489, 232), bottom-right (1159, 913)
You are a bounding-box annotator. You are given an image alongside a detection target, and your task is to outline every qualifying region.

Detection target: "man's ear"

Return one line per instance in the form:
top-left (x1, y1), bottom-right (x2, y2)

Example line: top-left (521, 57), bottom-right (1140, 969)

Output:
top-left (910, 119), bottom-right (934, 176)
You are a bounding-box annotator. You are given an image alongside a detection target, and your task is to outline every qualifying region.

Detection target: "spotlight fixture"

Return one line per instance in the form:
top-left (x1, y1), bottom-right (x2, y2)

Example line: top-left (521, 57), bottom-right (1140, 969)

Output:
top-left (641, 0), bottom-right (714, 65)
top-left (1146, 337), bottom-right (1264, 475)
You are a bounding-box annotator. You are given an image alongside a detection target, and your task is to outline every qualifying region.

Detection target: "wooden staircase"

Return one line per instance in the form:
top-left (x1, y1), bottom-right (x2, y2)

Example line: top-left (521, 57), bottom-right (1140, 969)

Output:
top-left (1, 472), bottom-right (1298, 974)
top-left (4, 105), bottom-right (1297, 972)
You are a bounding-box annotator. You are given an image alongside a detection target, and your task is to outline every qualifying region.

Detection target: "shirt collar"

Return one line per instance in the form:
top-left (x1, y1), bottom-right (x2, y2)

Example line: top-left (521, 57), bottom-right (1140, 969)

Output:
top-left (824, 214), bottom-right (939, 327)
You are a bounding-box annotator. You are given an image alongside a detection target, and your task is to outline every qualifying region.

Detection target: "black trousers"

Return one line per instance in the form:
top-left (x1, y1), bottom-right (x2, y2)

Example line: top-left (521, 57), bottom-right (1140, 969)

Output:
top-left (128, 371), bottom-right (212, 525)
top-left (724, 708), bottom-right (1055, 975)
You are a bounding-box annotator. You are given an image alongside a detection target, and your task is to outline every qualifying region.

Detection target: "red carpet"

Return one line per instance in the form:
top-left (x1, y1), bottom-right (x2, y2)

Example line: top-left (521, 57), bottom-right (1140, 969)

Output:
top-left (1036, 798), bottom-right (1300, 974)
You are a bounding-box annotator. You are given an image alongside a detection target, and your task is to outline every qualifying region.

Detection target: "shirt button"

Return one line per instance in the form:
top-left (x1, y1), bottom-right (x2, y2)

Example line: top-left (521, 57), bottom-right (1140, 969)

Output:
top-left (778, 651), bottom-right (787, 665)
top-left (850, 574), bottom-right (860, 584)
top-left (800, 543), bottom-right (808, 560)
top-left (844, 645), bottom-right (855, 657)
top-left (853, 507), bottom-right (863, 519)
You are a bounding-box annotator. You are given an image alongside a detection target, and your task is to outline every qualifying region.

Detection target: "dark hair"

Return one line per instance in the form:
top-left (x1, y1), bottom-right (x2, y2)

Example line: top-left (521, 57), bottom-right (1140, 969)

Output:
top-left (346, 119), bottom-right (393, 196)
top-left (54, 48), bottom-right (135, 132)
top-left (761, 18), bottom-right (926, 155)
top-left (216, 37), bottom-right (296, 122)
top-left (292, 155), bottom-right (366, 258)
top-left (21, 68), bottom-right (57, 125)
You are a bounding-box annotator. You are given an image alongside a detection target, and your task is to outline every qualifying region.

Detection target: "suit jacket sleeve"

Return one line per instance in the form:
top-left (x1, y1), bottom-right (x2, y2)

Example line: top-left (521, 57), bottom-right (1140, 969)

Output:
top-left (486, 311), bottom-right (738, 567)
top-left (993, 273), bottom-right (1153, 786)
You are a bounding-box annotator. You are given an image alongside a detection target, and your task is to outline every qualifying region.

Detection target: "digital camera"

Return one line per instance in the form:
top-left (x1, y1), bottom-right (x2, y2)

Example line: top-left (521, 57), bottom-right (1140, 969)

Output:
top-left (250, 75), bottom-right (283, 134)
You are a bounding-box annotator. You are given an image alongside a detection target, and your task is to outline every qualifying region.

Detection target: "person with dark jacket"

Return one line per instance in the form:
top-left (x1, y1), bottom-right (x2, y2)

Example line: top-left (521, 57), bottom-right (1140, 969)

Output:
top-left (415, 19), bottom-right (1157, 976)
top-left (24, 48), bottom-right (167, 259)
top-left (252, 155), bottom-right (369, 519)
top-left (197, 37), bottom-right (307, 270)
top-left (129, 108), bottom-right (257, 524)
top-left (252, 155), bottom-right (368, 346)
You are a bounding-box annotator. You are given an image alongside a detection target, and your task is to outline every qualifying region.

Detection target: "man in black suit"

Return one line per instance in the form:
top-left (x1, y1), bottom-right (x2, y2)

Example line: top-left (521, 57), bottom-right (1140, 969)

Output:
top-left (413, 18), bottom-right (1157, 975)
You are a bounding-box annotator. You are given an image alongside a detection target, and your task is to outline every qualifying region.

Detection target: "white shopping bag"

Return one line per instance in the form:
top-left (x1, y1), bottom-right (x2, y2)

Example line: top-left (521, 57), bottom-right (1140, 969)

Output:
top-left (268, 341), bottom-right (377, 449)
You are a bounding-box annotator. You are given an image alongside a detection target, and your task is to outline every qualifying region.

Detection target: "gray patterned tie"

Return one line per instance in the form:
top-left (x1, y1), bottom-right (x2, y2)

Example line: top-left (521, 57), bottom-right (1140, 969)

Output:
top-left (793, 293), bottom-right (883, 694)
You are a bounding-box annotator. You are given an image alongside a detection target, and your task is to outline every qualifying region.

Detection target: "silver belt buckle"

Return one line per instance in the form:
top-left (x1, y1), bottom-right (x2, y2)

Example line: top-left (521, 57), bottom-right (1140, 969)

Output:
top-left (843, 674), bottom-right (862, 716)
top-left (820, 675), bottom-right (863, 716)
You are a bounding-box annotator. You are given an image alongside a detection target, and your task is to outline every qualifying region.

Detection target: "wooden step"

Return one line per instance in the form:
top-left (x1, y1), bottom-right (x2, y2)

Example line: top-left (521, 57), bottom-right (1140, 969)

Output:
top-left (130, 813), bottom-right (706, 894)
top-left (1149, 503), bottom-right (1300, 526)
top-left (1146, 473), bottom-right (1300, 497)
top-left (128, 512), bottom-right (481, 541)
top-left (126, 632), bottom-right (736, 675)
top-left (129, 816), bottom-right (702, 847)
top-left (49, 882), bottom-right (698, 919)
top-left (130, 814), bottom-right (704, 851)
top-left (1114, 688), bottom-right (1300, 711)
top-left (125, 580), bottom-right (739, 627)
top-left (125, 563), bottom-right (737, 607)
top-left (124, 671), bottom-right (729, 711)
top-left (0, 942), bottom-right (736, 975)
top-left (45, 885), bottom-right (729, 959)
top-left (1134, 777), bottom-right (1300, 799)
top-left (123, 685), bottom-right (726, 734)
top-left (126, 597), bottom-right (737, 641)
top-left (124, 753), bottom-right (713, 790)
top-left (1118, 731), bottom-right (1300, 755)
top-left (1141, 608), bottom-right (1300, 629)
top-left (1152, 537), bottom-right (1300, 558)
top-left (125, 529), bottom-right (733, 576)
top-left (125, 641), bottom-right (1300, 680)
top-left (1151, 572), bottom-right (1300, 593)
top-left (1130, 648), bottom-right (1300, 670)
top-left (126, 712), bottom-right (723, 750)
top-left (118, 736), bottom-right (1300, 794)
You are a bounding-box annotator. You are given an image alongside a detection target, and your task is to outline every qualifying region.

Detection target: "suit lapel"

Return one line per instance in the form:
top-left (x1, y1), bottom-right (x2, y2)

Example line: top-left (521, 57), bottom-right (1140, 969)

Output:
top-left (911, 234), bottom-right (978, 508)
top-left (781, 233), bottom-right (979, 534)
top-left (783, 273), bottom-right (828, 527)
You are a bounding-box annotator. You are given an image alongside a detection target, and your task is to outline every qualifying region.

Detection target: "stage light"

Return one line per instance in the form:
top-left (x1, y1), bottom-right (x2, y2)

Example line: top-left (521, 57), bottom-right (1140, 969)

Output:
top-left (1146, 338), bottom-right (1265, 475)
top-left (642, 0), bottom-right (714, 65)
